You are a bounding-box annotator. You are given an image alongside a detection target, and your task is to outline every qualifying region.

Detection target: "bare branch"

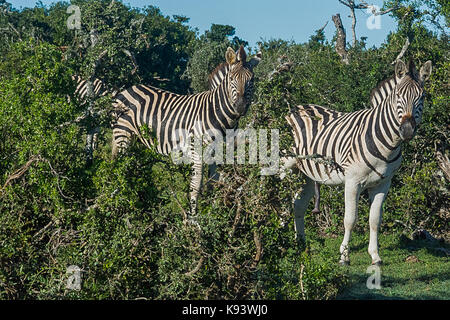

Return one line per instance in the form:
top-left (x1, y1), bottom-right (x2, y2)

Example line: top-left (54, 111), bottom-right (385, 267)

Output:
top-left (7, 23), bottom-right (21, 40)
top-left (267, 55), bottom-right (294, 81)
top-left (299, 263), bottom-right (306, 300)
top-left (184, 256), bottom-right (205, 277)
top-left (0, 155), bottom-right (73, 201)
top-left (374, 7), bottom-right (399, 16)
top-left (349, 7), bottom-right (357, 46)
top-left (0, 155), bottom-right (42, 194)
top-left (337, 0), bottom-right (357, 46)
top-left (338, 0), bottom-right (352, 8)
top-left (337, 1), bottom-right (401, 47)
top-left (332, 14), bottom-right (349, 64)
top-left (391, 37), bottom-right (410, 64)
top-left (359, 1), bottom-right (400, 15)
top-left (251, 229), bottom-right (262, 269)
top-left (317, 20), bottom-right (329, 33)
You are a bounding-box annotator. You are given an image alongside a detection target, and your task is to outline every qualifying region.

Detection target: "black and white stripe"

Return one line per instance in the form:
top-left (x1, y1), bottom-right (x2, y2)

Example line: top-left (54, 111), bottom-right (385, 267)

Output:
top-left (111, 46), bottom-right (261, 217)
top-left (284, 60), bottom-right (432, 265)
top-left (71, 75), bottom-right (110, 102)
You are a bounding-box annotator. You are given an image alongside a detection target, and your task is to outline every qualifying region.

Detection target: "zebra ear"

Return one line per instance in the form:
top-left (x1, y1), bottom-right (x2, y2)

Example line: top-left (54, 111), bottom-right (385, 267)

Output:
top-left (226, 47), bottom-right (237, 65)
top-left (419, 60), bottom-right (432, 85)
top-left (395, 60), bottom-right (407, 80)
top-left (236, 45), bottom-right (246, 63)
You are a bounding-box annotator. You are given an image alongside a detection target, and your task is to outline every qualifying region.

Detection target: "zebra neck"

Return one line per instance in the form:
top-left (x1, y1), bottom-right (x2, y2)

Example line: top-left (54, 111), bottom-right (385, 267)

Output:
top-left (207, 64), bottom-right (243, 128)
top-left (207, 76), bottom-right (241, 130)
top-left (370, 77), bottom-right (403, 146)
top-left (370, 77), bottom-right (397, 108)
top-left (209, 63), bottom-right (230, 90)
top-left (369, 90), bottom-right (403, 161)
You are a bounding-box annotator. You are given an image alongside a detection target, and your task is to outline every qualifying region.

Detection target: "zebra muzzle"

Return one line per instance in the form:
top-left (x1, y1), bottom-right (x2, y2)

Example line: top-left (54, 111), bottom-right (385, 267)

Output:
top-left (235, 95), bottom-right (247, 114)
top-left (399, 115), bottom-right (416, 141)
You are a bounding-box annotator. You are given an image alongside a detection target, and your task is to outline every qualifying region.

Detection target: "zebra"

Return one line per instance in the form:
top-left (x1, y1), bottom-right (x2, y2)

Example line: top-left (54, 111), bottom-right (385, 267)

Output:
top-left (70, 75), bottom-right (120, 162)
top-left (71, 75), bottom-right (112, 101)
top-left (111, 45), bottom-right (261, 219)
top-left (282, 59), bottom-right (432, 265)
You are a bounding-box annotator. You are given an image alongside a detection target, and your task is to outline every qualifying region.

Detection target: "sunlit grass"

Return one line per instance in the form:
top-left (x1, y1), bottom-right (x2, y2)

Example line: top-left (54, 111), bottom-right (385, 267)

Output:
top-left (309, 232), bottom-right (450, 300)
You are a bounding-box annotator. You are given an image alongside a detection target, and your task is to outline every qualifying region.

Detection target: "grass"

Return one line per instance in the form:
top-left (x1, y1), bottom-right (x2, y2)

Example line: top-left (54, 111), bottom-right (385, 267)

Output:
top-left (309, 231), bottom-right (450, 300)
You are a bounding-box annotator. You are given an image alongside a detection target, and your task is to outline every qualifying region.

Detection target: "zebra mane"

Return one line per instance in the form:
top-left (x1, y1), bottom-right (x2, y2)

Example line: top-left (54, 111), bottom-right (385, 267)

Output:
top-left (208, 62), bottom-right (230, 90)
top-left (369, 76), bottom-right (398, 108)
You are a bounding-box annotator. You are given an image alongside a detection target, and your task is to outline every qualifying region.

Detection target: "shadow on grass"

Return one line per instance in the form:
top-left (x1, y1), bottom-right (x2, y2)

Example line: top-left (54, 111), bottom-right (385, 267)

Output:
top-left (392, 235), bottom-right (450, 258)
top-left (336, 260), bottom-right (450, 300)
top-left (337, 268), bottom-right (450, 300)
top-left (309, 231), bottom-right (449, 299)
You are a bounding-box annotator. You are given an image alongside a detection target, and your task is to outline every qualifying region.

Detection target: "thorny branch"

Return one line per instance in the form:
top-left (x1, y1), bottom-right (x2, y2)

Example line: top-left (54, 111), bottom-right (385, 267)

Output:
top-left (391, 37), bottom-right (410, 65)
top-left (267, 55), bottom-right (294, 81)
top-left (0, 155), bottom-right (74, 200)
top-left (184, 256), bottom-right (205, 277)
top-left (0, 155), bottom-right (42, 194)
top-left (296, 153), bottom-right (345, 175)
top-left (251, 229), bottom-right (262, 269)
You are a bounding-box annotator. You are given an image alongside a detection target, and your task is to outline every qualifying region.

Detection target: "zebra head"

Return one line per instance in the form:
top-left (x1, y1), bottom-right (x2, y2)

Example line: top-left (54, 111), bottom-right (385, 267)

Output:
top-left (225, 45), bottom-right (261, 115)
top-left (394, 59), bottom-right (432, 142)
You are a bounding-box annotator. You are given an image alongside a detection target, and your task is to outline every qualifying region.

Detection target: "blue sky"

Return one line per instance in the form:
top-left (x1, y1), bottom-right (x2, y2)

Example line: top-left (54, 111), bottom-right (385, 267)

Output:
top-left (8, 0), bottom-right (398, 49)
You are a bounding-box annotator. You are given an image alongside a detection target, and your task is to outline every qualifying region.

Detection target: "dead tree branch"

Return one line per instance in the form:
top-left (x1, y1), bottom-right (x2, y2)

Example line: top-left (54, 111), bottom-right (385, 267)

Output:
top-left (251, 229), bottom-right (262, 269)
top-left (267, 55), bottom-right (294, 81)
top-left (338, 0), bottom-right (359, 47)
top-left (184, 256), bottom-right (205, 277)
top-left (359, 1), bottom-right (399, 16)
top-left (391, 37), bottom-right (410, 64)
top-left (0, 155), bottom-right (42, 194)
top-left (0, 155), bottom-right (73, 201)
top-left (338, 1), bottom-right (401, 47)
top-left (332, 14), bottom-right (349, 64)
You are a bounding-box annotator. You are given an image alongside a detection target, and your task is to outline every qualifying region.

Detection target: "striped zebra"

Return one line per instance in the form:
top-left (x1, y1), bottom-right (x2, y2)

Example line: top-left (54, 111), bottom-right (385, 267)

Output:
top-left (70, 75), bottom-right (119, 161)
top-left (111, 45), bottom-right (261, 218)
top-left (71, 75), bottom-right (112, 101)
top-left (283, 60), bottom-right (432, 265)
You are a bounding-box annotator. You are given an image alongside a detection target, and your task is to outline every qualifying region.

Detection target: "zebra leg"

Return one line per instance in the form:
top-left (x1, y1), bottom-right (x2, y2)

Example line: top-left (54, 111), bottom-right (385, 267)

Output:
top-left (206, 163), bottom-right (220, 192)
top-left (311, 182), bottom-right (321, 213)
top-left (293, 178), bottom-right (315, 240)
top-left (367, 179), bottom-right (391, 266)
top-left (339, 181), bottom-right (362, 265)
top-left (112, 123), bottom-right (132, 157)
top-left (188, 150), bottom-right (203, 222)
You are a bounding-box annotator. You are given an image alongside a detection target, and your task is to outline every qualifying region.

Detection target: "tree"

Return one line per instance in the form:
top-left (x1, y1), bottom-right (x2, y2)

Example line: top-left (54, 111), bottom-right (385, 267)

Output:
top-left (337, 0), bottom-right (399, 47)
top-left (205, 23), bottom-right (235, 42)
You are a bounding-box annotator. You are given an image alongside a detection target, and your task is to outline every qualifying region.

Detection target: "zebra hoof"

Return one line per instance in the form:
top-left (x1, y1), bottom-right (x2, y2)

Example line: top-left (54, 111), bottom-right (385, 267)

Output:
top-left (339, 260), bottom-right (350, 266)
top-left (311, 208), bottom-right (320, 214)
